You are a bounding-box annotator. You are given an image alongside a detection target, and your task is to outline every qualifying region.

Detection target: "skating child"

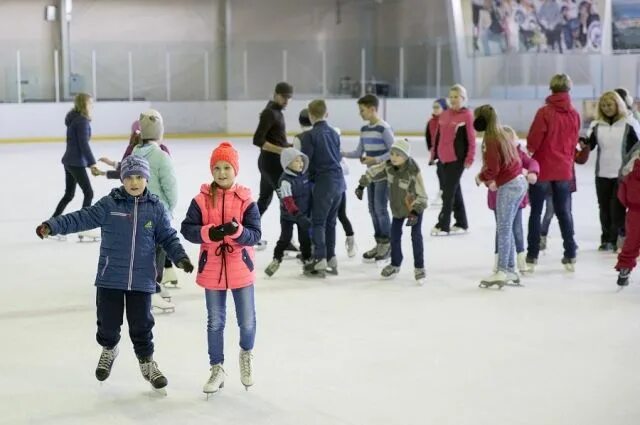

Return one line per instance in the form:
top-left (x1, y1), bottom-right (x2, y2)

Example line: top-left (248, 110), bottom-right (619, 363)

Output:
top-left (485, 125), bottom-right (539, 275)
top-left (180, 142), bottom-right (261, 394)
top-left (473, 105), bottom-right (527, 288)
top-left (264, 147), bottom-right (312, 276)
top-left (355, 138), bottom-right (428, 285)
top-left (426, 98), bottom-right (448, 206)
top-left (300, 99), bottom-right (346, 277)
top-left (342, 94), bottom-right (394, 262)
top-left (35, 155), bottom-right (194, 393)
top-left (295, 109), bottom-right (357, 257)
top-left (616, 156), bottom-right (640, 286)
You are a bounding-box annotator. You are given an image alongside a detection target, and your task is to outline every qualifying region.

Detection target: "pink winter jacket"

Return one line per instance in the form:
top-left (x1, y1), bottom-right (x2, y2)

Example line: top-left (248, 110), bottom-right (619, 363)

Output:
top-left (430, 107), bottom-right (476, 166)
top-left (181, 183), bottom-right (262, 290)
top-left (487, 147), bottom-right (540, 210)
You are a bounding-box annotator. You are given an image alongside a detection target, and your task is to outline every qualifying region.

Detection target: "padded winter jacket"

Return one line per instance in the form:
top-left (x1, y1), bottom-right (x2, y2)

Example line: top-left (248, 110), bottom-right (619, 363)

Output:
top-left (181, 183), bottom-right (261, 291)
top-left (132, 142), bottom-right (178, 213)
top-left (430, 108), bottom-right (476, 166)
top-left (487, 146), bottom-right (539, 210)
top-left (45, 187), bottom-right (188, 294)
top-left (61, 110), bottom-right (96, 168)
top-left (586, 118), bottom-right (639, 179)
top-left (618, 159), bottom-right (640, 210)
top-left (526, 92), bottom-right (581, 181)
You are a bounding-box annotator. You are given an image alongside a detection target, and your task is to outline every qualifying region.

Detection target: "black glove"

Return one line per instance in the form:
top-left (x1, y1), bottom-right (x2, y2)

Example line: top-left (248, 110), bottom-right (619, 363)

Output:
top-left (295, 213), bottom-right (312, 229)
top-left (219, 218), bottom-right (239, 236)
top-left (36, 223), bottom-right (51, 239)
top-left (176, 258), bottom-right (194, 273)
top-left (208, 225), bottom-right (225, 242)
top-left (405, 211), bottom-right (419, 227)
top-left (355, 185), bottom-right (364, 201)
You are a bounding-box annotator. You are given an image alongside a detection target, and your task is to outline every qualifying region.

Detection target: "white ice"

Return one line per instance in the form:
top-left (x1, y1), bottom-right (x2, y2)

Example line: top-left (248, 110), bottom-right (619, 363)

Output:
top-left (1, 137), bottom-right (639, 425)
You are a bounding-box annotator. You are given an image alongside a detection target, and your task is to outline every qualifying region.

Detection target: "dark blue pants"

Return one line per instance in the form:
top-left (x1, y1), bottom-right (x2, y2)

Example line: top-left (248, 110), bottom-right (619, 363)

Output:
top-left (96, 287), bottom-right (155, 358)
top-left (527, 180), bottom-right (577, 260)
top-left (311, 185), bottom-right (343, 260)
top-left (390, 214), bottom-right (424, 268)
top-left (53, 165), bottom-right (94, 217)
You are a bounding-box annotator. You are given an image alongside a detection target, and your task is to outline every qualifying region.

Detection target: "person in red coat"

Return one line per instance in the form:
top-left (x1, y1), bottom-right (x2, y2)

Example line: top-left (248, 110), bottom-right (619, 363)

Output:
top-left (525, 73), bottom-right (580, 272)
top-left (615, 157), bottom-right (640, 286)
top-left (426, 98), bottom-right (448, 205)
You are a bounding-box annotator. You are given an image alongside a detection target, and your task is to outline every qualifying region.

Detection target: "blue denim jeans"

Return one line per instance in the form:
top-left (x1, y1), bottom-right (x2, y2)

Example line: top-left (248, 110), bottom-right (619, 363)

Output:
top-left (527, 180), bottom-right (577, 260)
top-left (311, 185), bottom-right (343, 260)
top-left (494, 208), bottom-right (524, 254)
top-left (205, 285), bottom-right (256, 365)
top-left (390, 214), bottom-right (424, 269)
top-left (496, 175), bottom-right (527, 272)
top-left (367, 180), bottom-right (390, 239)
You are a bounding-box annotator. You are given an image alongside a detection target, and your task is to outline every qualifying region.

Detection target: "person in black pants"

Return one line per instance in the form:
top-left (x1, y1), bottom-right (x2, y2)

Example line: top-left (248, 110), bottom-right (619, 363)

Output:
top-left (253, 82), bottom-right (293, 250)
top-left (52, 93), bottom-right (100, 226)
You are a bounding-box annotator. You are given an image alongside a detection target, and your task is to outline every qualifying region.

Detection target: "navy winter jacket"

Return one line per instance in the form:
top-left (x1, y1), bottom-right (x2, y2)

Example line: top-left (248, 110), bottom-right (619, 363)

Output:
top-left (45, 187), bottom-right (188, 293)
top-left (61, 110), bottom-right (96, 167)
top-left (300, 120), bottom-right (345, 192)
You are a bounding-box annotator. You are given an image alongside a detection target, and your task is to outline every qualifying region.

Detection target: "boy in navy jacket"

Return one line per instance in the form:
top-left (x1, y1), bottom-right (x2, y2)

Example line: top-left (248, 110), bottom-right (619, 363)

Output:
top-left (300, 99), bottom-right (345, 276)
top-left (35, 155), bottom-right (193, 394)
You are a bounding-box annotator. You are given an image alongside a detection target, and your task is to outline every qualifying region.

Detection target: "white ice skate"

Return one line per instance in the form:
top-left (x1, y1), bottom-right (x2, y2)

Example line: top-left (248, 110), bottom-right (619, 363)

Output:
top-left (50, 234), bottom-right (67, 242)
top-left (239, 349), bottom-right (254, 390)
top-left (562, 257), bottom-right (576, 272)
top-left (78, 230), bottom-right (100, 242)
top-left (203, 364), bottom-right (226, 398)
top-left (430, 226), bottom-right (450, 237)
top-left (346, 236), bottom-right (357, 258)
top-left (326, 256), bottom-right (338, 275)
top-left (161, 267), bottom-right (179, 288)
top-left (479, 271), bottom-right (507, 289)
top-left (415, 268), bottom-right (426, 286)
top-left (152, 293), bottom-right (175, 313)
top-left (517, 252), bottom-right (531, 274)
top-left (255, 240), bottom-right (268, 251)
top-left (504, 271), bottom-right (523, 287)
top-left (381, 264), bottom-right (400, 279)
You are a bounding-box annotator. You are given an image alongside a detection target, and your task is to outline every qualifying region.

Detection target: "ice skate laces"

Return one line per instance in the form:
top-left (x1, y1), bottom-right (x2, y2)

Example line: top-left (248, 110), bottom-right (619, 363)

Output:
top-left (142, 360), bottom-right (163, 382)
top-left (98, 348), bottom-right (116, 369)
top-left (207, 364), bottom-right (224, 384)
top-left (240, 351), bottom-right (253, 378)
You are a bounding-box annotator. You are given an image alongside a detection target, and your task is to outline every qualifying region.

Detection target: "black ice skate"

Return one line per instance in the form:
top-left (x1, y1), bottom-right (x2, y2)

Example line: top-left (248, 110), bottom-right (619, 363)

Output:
top-left (138, 356), bottom-right (168, 395)
top-left (95, 345), bottom-right (119, 382)
top-left (617, 268), bottom-right (631, 288)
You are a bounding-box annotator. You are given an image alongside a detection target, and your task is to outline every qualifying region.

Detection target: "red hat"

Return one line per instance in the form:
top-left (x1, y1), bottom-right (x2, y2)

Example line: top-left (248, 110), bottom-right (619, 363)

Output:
top-left (210, 141), bottom-right (239, 175)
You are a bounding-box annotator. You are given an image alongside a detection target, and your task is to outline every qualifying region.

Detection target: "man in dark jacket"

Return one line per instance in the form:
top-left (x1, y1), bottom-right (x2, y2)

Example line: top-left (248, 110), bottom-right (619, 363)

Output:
top-left (252, 82), bottom-right (293, 250)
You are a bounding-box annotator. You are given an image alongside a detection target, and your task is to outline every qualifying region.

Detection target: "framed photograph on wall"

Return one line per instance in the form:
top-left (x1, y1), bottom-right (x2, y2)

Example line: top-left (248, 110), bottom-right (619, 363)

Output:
top-left (612, 0), bottom-right (640, 51)
top-left (462, 0), bottom-right (604, 57)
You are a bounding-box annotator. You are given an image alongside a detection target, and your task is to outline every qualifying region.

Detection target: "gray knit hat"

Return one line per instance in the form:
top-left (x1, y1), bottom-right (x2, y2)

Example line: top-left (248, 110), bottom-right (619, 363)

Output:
top-left (280, 147), bottom-right (308, 173)
top-left (139, 109), bottom-right (164, 141)
top-left (391, 138), bottom-right (411, 158)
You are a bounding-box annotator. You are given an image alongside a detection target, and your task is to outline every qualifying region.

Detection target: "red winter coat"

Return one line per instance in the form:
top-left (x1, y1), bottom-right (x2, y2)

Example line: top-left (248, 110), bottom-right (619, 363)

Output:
top-left (526, 92), bottom-right (581, 181)
top-left (618, 159), bottom-right (640, 210)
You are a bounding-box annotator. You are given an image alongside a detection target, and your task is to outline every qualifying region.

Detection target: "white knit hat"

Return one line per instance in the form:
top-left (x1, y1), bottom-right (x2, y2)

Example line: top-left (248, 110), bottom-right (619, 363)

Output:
top-left (391, 138), bottom-right (411, 158)
top-left (139, 109), bottom-right (164, 141)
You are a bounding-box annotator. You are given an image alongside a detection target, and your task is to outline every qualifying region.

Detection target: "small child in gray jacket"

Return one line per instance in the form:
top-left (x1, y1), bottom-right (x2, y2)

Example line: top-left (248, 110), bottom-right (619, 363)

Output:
top-left (355, 138), bottom-right (428, 284)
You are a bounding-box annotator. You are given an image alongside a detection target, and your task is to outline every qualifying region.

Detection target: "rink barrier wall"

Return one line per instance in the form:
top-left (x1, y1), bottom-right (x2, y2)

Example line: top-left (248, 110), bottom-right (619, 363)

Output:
top-left (0, 98), bottom-right (585, 143)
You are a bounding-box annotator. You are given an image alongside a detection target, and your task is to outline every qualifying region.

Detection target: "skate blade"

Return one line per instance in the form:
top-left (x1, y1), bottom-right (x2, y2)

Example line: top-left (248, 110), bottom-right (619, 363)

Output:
top-left (479, 281), bottom-right (505, 289)
top-left (161, 282), bottom-right (180, 289)
top-left (563, 264), bottom-right (575, 272)
top-left (78, 236), bottom-right (100, 243)
top-left (152, 386), bottom-right (167, 396)
top-left (152, 307), bottom-right (175, 314)
top-left (303, 270), bottom-right (326, 278)
top-left (326, 268), bottom-right (338, 276)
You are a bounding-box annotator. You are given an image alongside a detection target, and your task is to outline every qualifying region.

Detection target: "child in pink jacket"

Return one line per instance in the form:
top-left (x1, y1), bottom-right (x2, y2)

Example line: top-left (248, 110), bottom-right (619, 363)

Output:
top-left (486, 126), bottom-right (540, 274)
top-left (180, 142), bottom-right (261, 395)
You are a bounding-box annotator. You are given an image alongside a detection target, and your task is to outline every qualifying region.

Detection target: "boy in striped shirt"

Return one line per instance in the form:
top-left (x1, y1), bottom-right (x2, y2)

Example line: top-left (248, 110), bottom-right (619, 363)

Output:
top-left (341, 94), bottom-right (394, 262)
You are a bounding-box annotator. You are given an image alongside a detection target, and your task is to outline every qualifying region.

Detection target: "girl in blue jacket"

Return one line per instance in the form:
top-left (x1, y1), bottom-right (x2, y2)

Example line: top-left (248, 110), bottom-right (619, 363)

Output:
top-left (35, 155), bottom-right (194, 394)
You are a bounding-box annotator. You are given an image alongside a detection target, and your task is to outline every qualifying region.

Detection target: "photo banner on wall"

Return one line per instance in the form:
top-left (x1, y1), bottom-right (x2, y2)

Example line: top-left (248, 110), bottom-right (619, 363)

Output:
top-left (463, 0), bottom-right (604, 57)
top-left (612, 0), bottom-right (640, 51)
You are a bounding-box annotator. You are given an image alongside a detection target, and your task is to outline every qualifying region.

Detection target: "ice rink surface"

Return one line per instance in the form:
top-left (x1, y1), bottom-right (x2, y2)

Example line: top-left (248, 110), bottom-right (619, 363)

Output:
top-left (1, 136), bottom-right (639, 425)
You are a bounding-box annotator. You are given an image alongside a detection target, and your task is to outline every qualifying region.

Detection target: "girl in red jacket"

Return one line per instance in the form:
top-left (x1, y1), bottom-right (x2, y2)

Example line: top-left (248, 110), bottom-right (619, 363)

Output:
top-left (474, 105), bottom-right (527, 288)
top-left (486, 125), bottom-right (540, 274)
top-left (430, 84), bottom-right (476, 236)
top-left (425, 98), bottom-right (448, 206)
top-left (180, 142), bottom-right (262, 395)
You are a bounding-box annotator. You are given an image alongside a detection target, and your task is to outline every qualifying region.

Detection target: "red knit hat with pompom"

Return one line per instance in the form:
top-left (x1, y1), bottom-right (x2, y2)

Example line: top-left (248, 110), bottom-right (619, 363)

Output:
top-left (210, 141), bottom-right (239, 175)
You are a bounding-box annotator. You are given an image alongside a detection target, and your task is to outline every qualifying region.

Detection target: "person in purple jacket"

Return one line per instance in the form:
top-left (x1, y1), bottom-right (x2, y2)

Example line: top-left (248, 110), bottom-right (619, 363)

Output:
top-left (35, 155), bottom-right (194, 394)
top-left (51, 93), bottom-right (100, 218)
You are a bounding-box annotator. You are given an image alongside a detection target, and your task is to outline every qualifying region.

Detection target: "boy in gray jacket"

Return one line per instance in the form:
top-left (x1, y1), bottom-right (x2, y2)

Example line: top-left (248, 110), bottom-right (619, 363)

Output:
top-left (355, 138), bottom-right (428, 284)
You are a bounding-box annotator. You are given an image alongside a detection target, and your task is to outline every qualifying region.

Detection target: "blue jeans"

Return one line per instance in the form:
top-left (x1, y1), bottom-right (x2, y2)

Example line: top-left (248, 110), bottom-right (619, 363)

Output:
top-left (541, 191), bottom-right (573, 237)
top-left (527, 180), bottom-right (577, 260)
top-left (390, 214), bottom-right (424, 269)
top-left (311, 184), bottom-right (343, 260)
top-left (205, 285), bottom-right (256, 365)
top-left (367, 180), bottom-right (390, 239)
top-left (496, 176), bottom-right (527, 272)
top-left (494, 208), bottom-right (524, 254)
